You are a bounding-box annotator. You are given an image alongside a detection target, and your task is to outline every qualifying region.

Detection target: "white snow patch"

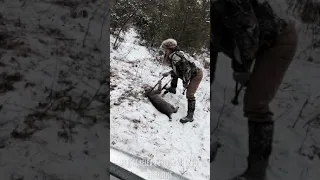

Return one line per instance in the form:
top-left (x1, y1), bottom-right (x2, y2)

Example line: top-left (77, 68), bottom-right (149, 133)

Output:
top-left (210, 1), bottom-right (320, 179)
top-left (110, 28), bottom-right (210, 180)
top-left (0, 0), bottom-right (108, 179)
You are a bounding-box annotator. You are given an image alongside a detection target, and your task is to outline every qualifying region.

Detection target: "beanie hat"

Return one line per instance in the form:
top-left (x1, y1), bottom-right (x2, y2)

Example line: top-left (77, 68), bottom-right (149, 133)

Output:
top-left (160, 38), bottom-right (177, 49)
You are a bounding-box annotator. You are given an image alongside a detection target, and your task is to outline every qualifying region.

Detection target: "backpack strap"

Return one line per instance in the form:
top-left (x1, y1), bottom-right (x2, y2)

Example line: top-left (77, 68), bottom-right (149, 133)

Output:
top-left (169, 51), bottom-right (200, 81)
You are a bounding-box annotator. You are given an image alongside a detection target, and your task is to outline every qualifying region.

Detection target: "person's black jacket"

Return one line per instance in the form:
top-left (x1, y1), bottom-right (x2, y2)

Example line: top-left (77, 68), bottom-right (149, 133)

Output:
top-left (210, 0), bottom-right (287, 84)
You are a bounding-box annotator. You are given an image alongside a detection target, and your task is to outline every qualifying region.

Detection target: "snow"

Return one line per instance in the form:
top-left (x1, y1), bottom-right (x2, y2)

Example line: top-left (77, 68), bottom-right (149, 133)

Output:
top-left (210, 52), bottom-right (320, 180)
top-left (2, 0), bottom-right (318, 179)
top-left (110, 29), bottom-right (210, 180)
top-left (210, 2), bottom-right (320, 179)
top-left (110, 5), bottom-right (319, 180)
top-left (0, 0), bottom-right (108, 179)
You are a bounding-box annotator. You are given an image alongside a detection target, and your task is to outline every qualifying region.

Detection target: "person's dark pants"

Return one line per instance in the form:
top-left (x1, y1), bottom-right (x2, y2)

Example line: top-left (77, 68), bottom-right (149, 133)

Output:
top-left (170, 73), bottom-right (178, 89)
top-left (186, 69), bottom-right (203, 101)
top-left (170, 69), bottom-right (203, 122)
top-left (244, 21), bottom-right (298, 123)
top-left (170, 69), bottom-right (203, 101)
top-left (233, 21), bottom-right (298, 179)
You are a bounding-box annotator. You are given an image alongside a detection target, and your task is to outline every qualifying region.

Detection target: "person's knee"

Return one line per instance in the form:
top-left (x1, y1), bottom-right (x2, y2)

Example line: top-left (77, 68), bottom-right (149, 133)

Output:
top-left (171, 73), bottom-right (178, 79)
top-left (244, 111), bottom-right (274, 122)
top-left (186, 93), bottom-right (195, 101)
top-left (170, 78), bottom-right (178, 88)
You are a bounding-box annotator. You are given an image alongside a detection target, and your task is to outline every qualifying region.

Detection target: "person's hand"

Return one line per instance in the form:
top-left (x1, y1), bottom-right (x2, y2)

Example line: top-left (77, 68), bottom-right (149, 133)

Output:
top-left (183, 82), bottom-right (189, 89)
top-left (233, 71), bottom-right (251, 86)
top-left (164, 87), bottom-right (176, 94)
top-left (162, 71), bottom-right (171, 77)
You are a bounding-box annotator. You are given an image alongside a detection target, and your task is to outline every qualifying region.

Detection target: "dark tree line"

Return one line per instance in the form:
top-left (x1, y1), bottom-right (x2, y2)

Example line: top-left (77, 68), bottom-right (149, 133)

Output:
top-left (110, 0), bottom-right (320, 59)
top-left (110, 0), bottom-right (210, 54)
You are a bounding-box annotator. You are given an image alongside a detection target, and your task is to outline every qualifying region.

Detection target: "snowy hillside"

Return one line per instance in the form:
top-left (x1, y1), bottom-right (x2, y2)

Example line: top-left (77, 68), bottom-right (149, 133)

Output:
top-left (110, 29), bottom-right (210, 180)
top-left (0, 1), bottom-right (109, 179)
top-left (210, 1), bottom-right (320, 180)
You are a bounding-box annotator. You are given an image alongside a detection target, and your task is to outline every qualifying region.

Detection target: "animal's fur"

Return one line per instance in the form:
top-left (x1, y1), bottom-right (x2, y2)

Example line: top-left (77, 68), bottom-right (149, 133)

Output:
top-left (144, 80), bottom-right (178, 120)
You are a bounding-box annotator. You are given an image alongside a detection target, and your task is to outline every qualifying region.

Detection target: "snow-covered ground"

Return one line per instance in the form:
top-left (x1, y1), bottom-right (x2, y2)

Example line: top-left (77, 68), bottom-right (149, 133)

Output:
top-left (110, 5), bottom-right (320, 180)
top-left (210, 2), bottom-right (320, 179)
top-left (210, 54), bottom-right (320, 180)
top-left (0, 1), bottom-right (109, 179)
top-left (2, 0), bottom-right (318, 180)
top-left (110, 29), bottom-right (210, 180)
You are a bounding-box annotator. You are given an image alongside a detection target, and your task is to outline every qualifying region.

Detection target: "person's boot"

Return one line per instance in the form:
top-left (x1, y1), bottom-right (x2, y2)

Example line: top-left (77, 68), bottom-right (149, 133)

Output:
top-left (229, 120), bottom-right (274, 180)
top-left (180, 99), bottom-right (195, 123)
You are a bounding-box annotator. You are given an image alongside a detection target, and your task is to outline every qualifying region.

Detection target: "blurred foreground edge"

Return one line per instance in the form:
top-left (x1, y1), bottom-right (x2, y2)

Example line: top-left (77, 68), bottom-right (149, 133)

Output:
top-left (110, 147), bottom-right (191, 180)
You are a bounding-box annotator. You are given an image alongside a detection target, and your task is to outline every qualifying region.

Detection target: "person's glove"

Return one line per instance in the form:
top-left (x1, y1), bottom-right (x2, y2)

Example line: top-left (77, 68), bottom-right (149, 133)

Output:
top-left (183, 82), bottom-right (189, 89)
top-left (162, 71), bottom-right (172, 77)
top-left (232, 71), bottom-right (251, 86)
top-left (164, 86), bottom-right (176, 94)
